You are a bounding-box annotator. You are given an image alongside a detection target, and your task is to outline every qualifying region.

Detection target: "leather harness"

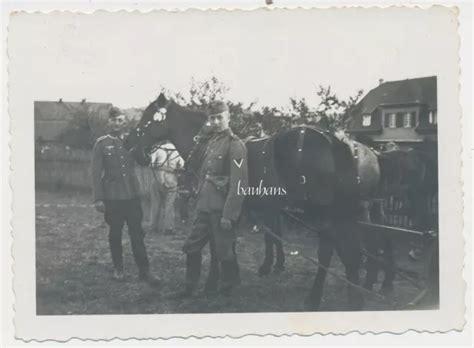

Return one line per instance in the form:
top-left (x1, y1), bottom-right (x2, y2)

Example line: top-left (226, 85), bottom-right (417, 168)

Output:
top-left (280, 126), bottom-right (362, 200)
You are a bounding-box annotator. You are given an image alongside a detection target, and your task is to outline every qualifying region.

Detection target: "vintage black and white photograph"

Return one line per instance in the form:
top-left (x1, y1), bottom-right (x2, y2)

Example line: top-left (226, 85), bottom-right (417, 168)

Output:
top-left (7, 4), bottom-right (466, 340)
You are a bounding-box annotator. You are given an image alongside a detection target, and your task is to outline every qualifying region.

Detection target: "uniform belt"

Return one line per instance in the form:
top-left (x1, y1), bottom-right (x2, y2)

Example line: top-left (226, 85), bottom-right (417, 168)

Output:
top-left (204, 174), bottom-right (229, 180)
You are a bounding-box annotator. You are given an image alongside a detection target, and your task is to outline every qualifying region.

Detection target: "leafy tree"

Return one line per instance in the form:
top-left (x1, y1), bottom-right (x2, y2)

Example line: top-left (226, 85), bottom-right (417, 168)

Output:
top-left (162, 77), bottom-right (258, 138)
top-left (56, 104), bottom-right (135, 149)
top-left (56, 104), bottom-right (96, 149)
top-left (161, 77), bottom-right (364, 138)
top-left (314, 86), bottom-right (364, 132)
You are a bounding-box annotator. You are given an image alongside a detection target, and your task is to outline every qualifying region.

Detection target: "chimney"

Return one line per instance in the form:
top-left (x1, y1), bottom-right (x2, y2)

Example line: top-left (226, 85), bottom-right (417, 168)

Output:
top-left (378, 78), bottom-right (384, 85)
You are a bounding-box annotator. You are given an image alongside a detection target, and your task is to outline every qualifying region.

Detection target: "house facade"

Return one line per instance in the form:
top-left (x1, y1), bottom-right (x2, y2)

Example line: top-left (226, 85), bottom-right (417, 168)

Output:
top-left (34, 99), bottom-right (113, 142)
top-left (346, 76), bottom-right (437, 150)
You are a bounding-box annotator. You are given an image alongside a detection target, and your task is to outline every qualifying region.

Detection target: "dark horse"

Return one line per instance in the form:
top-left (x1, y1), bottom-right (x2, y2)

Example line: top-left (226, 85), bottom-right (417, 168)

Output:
top-left (377, 146), bottom-right (438, 230)
top-left (360, 142), bottom-right (439, 293)
top-left (125, 93), bottom-right (380, 310)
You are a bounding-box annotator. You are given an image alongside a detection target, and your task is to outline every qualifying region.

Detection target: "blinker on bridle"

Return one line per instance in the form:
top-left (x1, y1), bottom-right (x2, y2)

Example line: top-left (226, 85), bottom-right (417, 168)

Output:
top-left (135, 100), bottom-right (172, 138)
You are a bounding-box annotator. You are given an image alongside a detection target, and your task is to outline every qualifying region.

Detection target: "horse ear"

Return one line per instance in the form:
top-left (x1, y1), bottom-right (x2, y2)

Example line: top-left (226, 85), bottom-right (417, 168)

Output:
top-left (157, 93), bottom-right (168, 107)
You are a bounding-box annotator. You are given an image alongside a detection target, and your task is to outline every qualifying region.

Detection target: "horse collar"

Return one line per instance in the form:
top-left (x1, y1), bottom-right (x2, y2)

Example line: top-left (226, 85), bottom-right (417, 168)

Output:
top-left (296, 127), bottom-right (306, 186)
top-left (353, 142), bottom-right (361, 185)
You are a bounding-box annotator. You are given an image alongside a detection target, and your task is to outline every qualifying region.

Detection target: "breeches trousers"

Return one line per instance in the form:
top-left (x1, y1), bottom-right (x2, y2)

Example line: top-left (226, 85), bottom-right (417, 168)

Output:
top-left (182, 210), bottom-right (239, 288)
top-left (104, 198), bottom-right (149, 275)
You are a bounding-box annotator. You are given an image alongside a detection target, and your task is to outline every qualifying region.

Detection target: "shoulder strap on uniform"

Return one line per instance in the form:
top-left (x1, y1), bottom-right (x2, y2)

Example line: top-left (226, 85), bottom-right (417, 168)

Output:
top-left (95, 134), bottom-right (110, 143)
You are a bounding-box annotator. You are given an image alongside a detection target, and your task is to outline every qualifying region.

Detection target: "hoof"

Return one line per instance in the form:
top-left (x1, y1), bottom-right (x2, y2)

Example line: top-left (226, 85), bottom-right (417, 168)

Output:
top-left (113, 269), bottom-right (124, 281)
top-left (258, 264), bottom-right (271, 277)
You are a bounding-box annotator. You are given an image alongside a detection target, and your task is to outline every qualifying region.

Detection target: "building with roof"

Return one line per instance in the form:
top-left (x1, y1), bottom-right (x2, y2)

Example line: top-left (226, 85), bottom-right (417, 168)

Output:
top-left (34, 99), bottom-right (113, 142)
top-left (346, 76), bottom-right (437, 149)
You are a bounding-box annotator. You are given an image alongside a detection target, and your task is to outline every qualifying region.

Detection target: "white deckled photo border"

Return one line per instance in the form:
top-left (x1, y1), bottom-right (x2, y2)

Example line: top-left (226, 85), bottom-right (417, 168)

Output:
top-left (2, 1), bottom-right (471, 344)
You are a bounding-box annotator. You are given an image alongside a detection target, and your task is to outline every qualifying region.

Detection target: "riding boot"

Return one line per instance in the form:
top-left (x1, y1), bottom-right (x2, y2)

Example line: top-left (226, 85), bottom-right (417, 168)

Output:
top-left (230, 258), bottom-right (241, 286)
top-left (219, 260), bottom-right (235, 296)
top-left (183, 252), bottom-right (202, 296)
top-left (258, 232), bottom-right (274, 276)
top-left (230, 243), bottom-right (241, 286)
top-left (204, 253), bottom-right (220, 294)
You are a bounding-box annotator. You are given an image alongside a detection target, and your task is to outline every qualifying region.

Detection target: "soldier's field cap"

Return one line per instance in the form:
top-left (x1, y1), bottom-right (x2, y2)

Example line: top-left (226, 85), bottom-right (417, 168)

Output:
top-left (208, 101), bottom-right (229, 116)
top-left (109, 107), bottom-right (123, 119)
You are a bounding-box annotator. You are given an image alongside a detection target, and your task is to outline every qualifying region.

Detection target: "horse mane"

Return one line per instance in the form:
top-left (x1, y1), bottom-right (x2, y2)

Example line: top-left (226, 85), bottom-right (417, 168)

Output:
top-left (169, 101), bottom-right (208, 126)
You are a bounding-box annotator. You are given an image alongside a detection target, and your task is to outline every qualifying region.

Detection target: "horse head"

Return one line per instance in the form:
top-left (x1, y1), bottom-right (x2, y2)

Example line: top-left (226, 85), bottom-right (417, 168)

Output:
top-left (126, 92), bottom-right (208, 167)
top-left (125, 93), bottom-right (176, 166)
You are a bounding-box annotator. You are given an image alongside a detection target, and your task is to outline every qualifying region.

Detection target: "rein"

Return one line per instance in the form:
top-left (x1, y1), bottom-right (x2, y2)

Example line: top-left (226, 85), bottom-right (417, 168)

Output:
top-left (150, 143), bottom-right (182, 170)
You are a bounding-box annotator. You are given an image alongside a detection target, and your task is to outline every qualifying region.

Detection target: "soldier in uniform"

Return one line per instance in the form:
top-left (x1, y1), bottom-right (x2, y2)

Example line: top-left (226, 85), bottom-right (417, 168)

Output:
top-left (176, 101), bottom-right (248, 297)
top-left (91, 107), bottom-right (159, 285)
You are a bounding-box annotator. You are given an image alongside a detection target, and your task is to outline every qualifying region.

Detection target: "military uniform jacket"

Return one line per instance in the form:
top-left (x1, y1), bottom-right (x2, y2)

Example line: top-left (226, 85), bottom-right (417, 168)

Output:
top-left (91, 134), bottom-right (141, 201)
top-left (196, 128), bottom-right (248, 222)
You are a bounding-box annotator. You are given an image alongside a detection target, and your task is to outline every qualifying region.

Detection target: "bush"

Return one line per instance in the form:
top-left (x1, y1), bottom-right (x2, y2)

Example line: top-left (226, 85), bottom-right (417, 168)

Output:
top-left (56, 104), bottom-right (137, 149)
top-left (162, 77), bottom-right (364, 138)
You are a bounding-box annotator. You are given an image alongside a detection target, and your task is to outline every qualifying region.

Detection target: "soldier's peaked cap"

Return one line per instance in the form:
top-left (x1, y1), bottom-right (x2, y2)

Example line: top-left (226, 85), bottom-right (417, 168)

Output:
top-left (109, 107), bottom-right (123, 119)
top-left (208, 101), bottom-right (229, 116)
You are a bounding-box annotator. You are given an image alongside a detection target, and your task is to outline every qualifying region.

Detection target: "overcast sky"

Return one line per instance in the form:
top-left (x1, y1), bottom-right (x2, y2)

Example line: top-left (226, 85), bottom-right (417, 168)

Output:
top-left (9, 6), bottom-right (455, 110)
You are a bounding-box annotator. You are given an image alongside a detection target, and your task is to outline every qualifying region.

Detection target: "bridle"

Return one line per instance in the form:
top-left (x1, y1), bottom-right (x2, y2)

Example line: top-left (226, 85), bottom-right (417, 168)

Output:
top-left (150, 143), bottom-right (182, 169)
top-left (135, 100), bottom-right (173, 136)
top-left (132, 99), bottom-right (173, 158)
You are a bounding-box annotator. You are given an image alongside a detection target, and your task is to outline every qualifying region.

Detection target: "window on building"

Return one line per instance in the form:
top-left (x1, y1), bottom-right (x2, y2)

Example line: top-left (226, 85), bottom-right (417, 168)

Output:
top-left (383, 108), bottom-right (418, 128)
top-left (403, 112), bottom-right (413, 128)
top-left (388, 113), bottom-right (396, 128)
top-left (362, 114), bottom-right (371, 126)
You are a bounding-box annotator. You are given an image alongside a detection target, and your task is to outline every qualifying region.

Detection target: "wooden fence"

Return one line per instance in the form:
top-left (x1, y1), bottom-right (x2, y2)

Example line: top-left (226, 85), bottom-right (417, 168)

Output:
top-left (382, 194), bottom-right (438, 231)
top-left (35, 144), bottom-right (155, 197)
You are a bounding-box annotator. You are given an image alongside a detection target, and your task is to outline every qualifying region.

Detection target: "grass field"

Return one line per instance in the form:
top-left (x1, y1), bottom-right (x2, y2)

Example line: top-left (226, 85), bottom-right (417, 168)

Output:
top-left (35, 189), bottom-right (436, 315)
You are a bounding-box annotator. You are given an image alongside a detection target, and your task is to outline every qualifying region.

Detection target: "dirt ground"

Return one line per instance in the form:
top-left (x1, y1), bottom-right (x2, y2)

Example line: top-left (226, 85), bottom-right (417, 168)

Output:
top-left (35, 189), bottom-right (437, 315)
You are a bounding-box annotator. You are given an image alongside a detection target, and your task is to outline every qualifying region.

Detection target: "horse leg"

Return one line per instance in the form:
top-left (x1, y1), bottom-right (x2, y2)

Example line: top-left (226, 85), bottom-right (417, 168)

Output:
top-left (305, 235), bottom-right (333, 311)
top-left (204, 233), bottom-right (220, 293)
top-left (258, 231), bottom-right (274, 276)
top-left (273, 215), bottom-right (285, 274)
top-left (345, 252), bottom-right (364, 311)
top-left (364, 200), bottom-right (386, 290)
top-left (381, 236), bottom-right (395, 292)
top-left (336, 221), bottom-right (364, 311)
top-left (337, 254), bottom-right (365, 311)
top-left (364, 233), bottom-right (379, 291)
top-left (258, 211), bottom-right (275, 276)
top-left (360, 200), bottom-right (378, 290)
